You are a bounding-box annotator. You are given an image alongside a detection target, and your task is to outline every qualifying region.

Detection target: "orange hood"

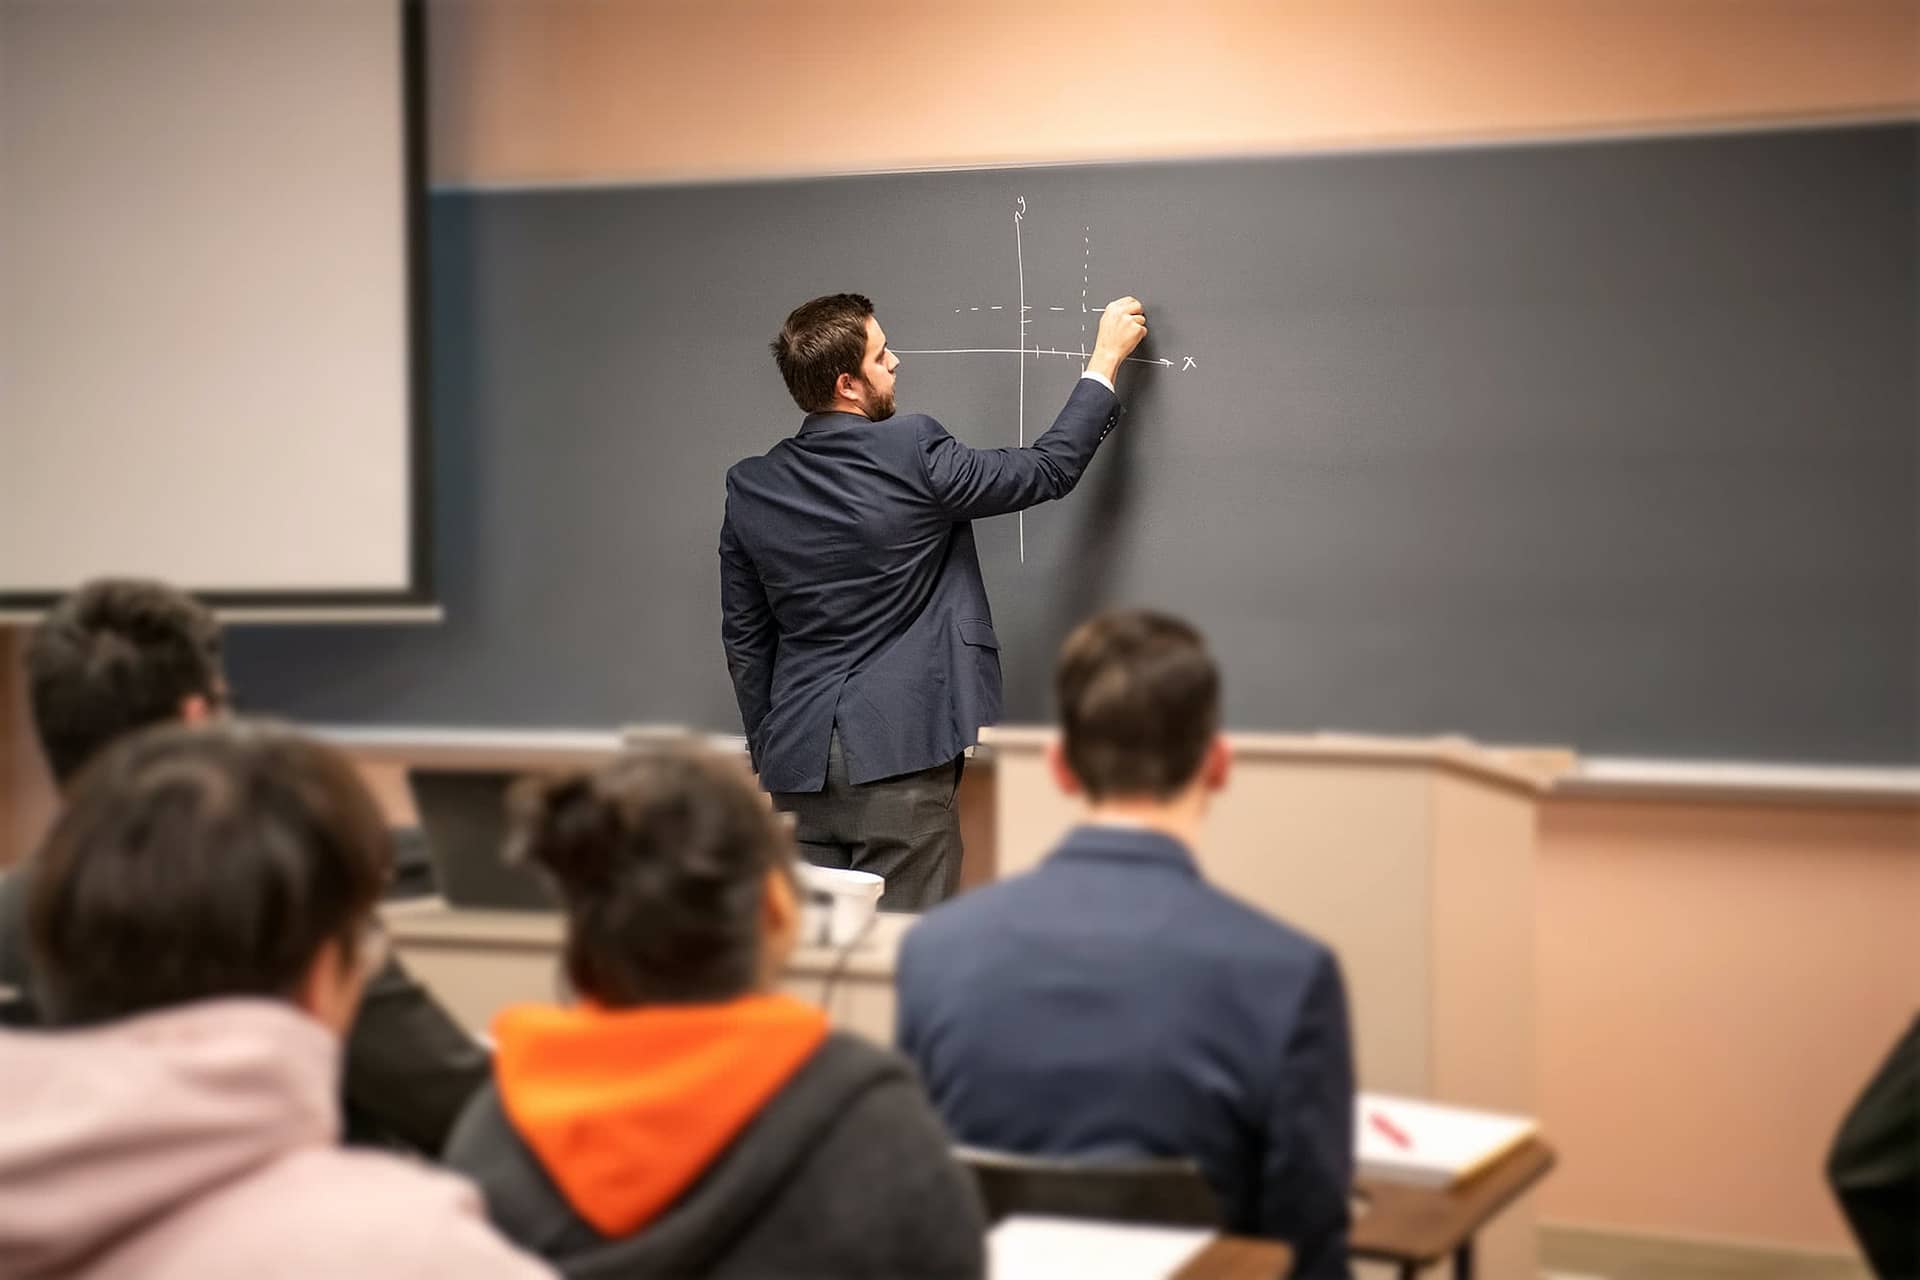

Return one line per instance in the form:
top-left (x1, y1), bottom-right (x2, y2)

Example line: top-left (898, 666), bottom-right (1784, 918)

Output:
top-left (492, 993), bottom-right (828, 1238)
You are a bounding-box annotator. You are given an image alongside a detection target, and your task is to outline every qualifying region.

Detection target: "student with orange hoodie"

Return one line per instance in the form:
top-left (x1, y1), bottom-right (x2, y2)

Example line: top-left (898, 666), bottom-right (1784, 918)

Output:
top-left (443, 745), bottom-right (985, 1280)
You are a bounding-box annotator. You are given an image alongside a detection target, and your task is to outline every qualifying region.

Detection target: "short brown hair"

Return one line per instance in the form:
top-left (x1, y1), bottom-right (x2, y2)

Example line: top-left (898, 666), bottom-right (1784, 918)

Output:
top-left (770, 293), bottom-right (874, 412)
top-left (30, 721), bottom-right (391, 1027)
top-left (1054, 610), bottom-right (1220, 801)
top-left (510, 743), bottom-right (792, 1006)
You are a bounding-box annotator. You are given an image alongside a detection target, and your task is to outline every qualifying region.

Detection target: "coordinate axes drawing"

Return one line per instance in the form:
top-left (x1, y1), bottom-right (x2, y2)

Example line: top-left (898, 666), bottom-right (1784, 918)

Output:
top-left (890, 196), bottom-right (1199, 562)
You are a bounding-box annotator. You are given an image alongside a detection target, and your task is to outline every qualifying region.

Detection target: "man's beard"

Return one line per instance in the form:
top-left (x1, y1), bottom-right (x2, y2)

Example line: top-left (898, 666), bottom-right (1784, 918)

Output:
top-left (857, 382), bottom-right (896, 422)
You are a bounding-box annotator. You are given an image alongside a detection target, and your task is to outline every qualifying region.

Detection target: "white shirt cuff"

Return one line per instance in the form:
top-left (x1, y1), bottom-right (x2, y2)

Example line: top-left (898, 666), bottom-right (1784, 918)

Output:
top-left (1079, 369), bottom-right (1115, 394)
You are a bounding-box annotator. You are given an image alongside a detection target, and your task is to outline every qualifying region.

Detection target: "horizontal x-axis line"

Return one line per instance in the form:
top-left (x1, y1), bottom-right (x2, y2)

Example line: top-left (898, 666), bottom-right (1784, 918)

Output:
top-left (891, 346), bottom-right (1178, 368)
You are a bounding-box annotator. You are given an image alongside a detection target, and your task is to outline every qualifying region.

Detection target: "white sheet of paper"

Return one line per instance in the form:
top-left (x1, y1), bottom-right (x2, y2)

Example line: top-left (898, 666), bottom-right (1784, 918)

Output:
top-left (989, 1215), bottom-right (1213, 1280)
top-left (1356, 1092), bottom-right (1537, 1187)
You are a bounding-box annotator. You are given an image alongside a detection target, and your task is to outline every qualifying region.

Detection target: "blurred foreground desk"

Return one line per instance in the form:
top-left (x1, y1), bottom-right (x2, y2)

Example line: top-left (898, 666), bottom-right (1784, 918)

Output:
top-left (385, 896), bottom-right (906, 1044)
top-left (988, 1138), bottom-right (1557, 1280)
top-left (988, 1217), bottom-right (1291, 1280)
top-left (1174, 1237), bottom-right (1294, 1280)
top-left (1353, 1138), bottom-right (1556, 1280)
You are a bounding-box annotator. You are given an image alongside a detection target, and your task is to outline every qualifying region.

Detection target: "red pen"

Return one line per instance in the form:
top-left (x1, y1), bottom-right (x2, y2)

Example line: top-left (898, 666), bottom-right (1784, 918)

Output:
top-left (1369, 1110), bottom-right (1413, 1150)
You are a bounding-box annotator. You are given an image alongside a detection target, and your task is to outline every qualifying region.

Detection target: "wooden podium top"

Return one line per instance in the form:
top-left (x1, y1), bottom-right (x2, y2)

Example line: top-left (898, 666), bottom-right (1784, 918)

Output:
top-left (321, 723), bottom-right (1558, 792)
top-left (982, 725), bottom-right (1559, 796)
top-left (386, 895), bottom-right (915, 982)
top-left (322, 724), bottom-right (1916, 806)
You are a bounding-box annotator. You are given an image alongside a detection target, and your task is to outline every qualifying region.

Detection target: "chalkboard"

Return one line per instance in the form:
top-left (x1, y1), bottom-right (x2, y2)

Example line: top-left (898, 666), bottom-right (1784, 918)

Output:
top-left (227, 123), bottom-right (1918, 763)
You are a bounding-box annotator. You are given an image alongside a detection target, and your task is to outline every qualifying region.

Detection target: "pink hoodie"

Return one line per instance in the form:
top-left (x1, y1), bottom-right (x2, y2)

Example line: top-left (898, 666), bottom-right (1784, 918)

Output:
top-left (0, 998), bottom-right (552, 1280)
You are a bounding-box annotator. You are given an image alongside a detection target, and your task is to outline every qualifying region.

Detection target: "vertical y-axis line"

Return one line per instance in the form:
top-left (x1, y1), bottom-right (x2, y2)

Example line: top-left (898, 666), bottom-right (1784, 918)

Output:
top-left (1014, 197), bottom-right (1027, 565)
top-left (1082, 227), bottom-right (1090, 354)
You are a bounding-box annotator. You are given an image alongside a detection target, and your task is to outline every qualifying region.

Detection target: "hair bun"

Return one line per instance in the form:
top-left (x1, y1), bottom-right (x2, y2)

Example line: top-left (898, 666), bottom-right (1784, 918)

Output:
top-left (509, 773), bottom-right (615, 891)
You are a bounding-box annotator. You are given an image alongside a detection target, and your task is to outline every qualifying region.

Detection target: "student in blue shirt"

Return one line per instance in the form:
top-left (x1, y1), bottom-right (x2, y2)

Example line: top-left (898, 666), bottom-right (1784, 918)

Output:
top-left (897, 609), bottom-right (1356, 1278)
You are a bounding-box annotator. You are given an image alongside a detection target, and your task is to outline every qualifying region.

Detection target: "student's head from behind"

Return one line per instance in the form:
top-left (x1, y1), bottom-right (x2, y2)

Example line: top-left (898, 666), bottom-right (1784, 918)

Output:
top-left (770, 292), bottom-right (899, 421)
top-left (28, 721), bottom-right (391, 1035)
top-left (26, 577), bottom-right (226, 789)
top-left (1049, 609), bottom-right (1230, 810)
top-left (512, 745), bottom-right (799, 1007)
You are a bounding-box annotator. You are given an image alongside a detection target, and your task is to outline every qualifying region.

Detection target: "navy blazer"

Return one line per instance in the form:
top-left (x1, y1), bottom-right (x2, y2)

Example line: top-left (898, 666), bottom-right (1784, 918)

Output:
top-left (897, 826), bottom-right (1356, 1279)
top-left (720, 378), bottom-right (1120, 793)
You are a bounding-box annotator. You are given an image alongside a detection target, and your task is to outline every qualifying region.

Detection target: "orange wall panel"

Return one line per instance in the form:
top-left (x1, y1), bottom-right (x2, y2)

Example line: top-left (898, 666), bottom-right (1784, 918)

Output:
top-left (1536, 796), bottom-right (1920, 1250)
top-left (426, 0), bottom-right (1919, 185)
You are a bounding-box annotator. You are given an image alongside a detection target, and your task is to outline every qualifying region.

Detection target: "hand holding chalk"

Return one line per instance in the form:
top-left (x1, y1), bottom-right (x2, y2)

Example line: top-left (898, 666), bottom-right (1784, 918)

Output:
top-left (1088, 296), bottom-right (1148, 382)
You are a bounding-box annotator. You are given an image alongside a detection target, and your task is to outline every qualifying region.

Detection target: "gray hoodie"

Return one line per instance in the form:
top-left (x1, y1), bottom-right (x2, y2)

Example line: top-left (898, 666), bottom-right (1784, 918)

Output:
top-left (446, 1027), bottom-right (985, 1280)
top-left (0, 998), bottom-right (552, 1280)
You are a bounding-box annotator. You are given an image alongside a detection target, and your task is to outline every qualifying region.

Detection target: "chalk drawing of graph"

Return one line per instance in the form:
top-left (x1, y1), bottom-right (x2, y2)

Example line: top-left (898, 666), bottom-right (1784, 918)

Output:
top-left (892, 196), bottom-right (1198, 563)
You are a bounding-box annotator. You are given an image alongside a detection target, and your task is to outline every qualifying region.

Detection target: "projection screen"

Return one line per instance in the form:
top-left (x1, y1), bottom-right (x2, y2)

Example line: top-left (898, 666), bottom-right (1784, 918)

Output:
top-left (0, 0), bottom-right (430, 619)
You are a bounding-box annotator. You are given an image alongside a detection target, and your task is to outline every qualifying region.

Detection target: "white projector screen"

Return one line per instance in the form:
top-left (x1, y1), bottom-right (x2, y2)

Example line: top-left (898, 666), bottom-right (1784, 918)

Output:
top-left (0, 0), bottom-right (429, 617)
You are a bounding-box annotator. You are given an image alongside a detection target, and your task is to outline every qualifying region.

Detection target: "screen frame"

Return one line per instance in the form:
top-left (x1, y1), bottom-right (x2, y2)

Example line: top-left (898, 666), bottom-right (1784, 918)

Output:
top-left (0, 0), bottom-right (436, 622)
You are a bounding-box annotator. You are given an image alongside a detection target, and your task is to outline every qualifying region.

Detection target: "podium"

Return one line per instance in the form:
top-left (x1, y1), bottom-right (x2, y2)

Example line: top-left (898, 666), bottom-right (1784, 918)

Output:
top-left (982, 726), bottom-right (1553, 1280)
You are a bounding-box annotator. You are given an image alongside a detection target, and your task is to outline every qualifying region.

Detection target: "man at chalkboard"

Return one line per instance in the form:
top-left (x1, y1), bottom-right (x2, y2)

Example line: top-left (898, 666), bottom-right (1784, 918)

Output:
top-left (720, 292), bottom-right (1148, 909)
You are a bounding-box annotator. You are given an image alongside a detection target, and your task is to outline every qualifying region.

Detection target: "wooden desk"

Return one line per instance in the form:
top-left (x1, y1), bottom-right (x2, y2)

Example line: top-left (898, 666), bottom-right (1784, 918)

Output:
top-left (990, 1219), bottom-right (1289, 1280)
top-left (987, 1138), bottom-right (1550, 1280)
top-left (1172, 1235), bottom-right (1293, 1279)
top-left (1351, 1138), bottom-right (1556, 1280)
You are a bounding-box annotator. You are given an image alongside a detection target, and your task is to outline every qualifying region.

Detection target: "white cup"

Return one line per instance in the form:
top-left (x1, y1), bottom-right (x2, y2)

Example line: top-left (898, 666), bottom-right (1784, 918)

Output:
top-left (796, 863), bottom-right (884, 947)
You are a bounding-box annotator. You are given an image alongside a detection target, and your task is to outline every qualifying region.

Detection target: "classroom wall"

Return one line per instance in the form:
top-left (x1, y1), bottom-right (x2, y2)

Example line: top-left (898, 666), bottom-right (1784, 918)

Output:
top-left (426, 0), bottom-right (1919, 185)
top-left (1536, 797), bottom-right (1920, 1252)
top-left (423, 3), bottom-right (1918, 1255)
top-left (0, 0), bottom-right (1913, 1257)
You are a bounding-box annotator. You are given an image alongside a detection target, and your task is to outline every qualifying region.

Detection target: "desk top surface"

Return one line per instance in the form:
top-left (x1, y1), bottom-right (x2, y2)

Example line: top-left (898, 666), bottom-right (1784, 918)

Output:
top-left (984, 726), bottom-right (1558, 794)
top-left (988, 1218), bottom-right (1289, 1280)
top-left (1350, 1136), bottom-right (1556, 1264)
top-left (321, 723), bottom-right (1557, 794)
top-left (1170, 1235), bottom-right (1293, 1280)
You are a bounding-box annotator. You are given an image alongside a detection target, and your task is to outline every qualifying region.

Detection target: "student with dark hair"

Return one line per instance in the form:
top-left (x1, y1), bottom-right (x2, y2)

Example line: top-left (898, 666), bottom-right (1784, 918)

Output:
top-left (0, 723), bottom-right (550, 1279)
top-left (22, 577), bottom-right (228, 785)
top-left (721, 291), bottom-right (1148, 909)
top-left (444, 744), bottom-right (984, 1280)
top-left (897, 609), bottom-right (1357, 1278)
top-left (0, 577), bottom-right (488, 1153)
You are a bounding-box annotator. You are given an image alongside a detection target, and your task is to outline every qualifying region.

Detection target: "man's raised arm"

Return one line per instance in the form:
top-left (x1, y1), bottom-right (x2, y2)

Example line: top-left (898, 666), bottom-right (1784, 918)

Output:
top-left (919, 297), bottom-right (1148, 521)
